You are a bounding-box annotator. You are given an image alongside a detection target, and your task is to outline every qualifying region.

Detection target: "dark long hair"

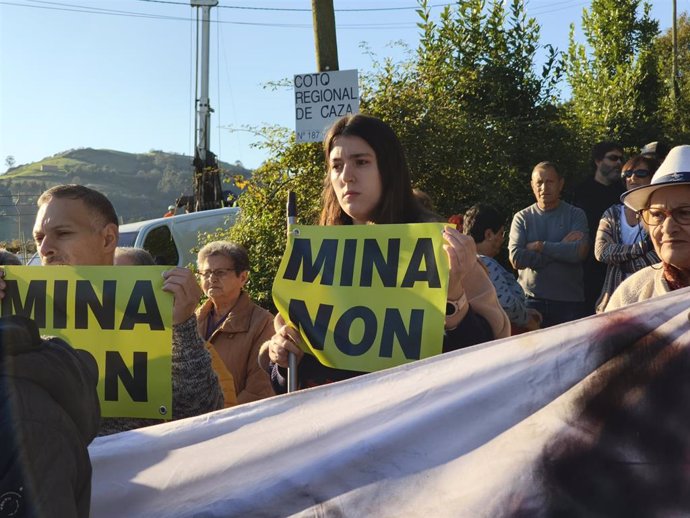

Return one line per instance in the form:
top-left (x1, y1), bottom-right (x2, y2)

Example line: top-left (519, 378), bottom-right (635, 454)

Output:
top-left (319, 114), bottom-right (437, 225)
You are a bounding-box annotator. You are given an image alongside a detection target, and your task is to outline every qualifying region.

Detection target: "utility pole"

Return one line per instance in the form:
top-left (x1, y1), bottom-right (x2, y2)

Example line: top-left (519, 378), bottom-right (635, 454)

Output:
top-left (191, 0), bottom-right (223, 211)
top-left (286, 1), bottom-right (339, 392)
top-left (311, 0), bottom-right (339, 72)
top-left (672, 0), bottom-right (680, 106)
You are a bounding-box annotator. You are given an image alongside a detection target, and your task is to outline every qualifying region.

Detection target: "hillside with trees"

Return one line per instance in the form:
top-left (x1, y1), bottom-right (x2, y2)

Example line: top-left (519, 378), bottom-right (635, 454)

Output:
top-left (0, 148), bottom-right (250, 243)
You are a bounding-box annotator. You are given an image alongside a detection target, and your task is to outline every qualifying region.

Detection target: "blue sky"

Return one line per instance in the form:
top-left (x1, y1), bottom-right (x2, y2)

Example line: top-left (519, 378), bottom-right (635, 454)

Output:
top-left (0, 0), bottom-right (680, 172)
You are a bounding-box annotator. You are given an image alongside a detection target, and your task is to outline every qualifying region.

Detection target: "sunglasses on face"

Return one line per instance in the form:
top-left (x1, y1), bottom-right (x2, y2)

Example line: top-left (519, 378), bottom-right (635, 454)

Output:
top-left (604, 154), bottom-right (624, 162)
top-left (621, 169), bottom-right (651, 179)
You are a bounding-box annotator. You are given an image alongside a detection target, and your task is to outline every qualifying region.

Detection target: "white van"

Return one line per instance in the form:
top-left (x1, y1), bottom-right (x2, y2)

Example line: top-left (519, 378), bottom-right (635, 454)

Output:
top-left (118, 207), bottom-right (240, 267)
top-left (25, 207), bottom-right (239, 266)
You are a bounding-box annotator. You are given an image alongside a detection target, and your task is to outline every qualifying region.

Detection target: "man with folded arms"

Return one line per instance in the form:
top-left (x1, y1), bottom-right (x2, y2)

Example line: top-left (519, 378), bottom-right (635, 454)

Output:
top-left (509, 162), bottom-right (589, 328)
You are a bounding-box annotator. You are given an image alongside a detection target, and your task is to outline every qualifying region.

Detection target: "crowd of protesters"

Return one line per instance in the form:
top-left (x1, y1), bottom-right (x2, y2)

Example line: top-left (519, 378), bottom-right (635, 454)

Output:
top-left (454, 138), bottom-right (684, 326)
top-left (0, 112), bottom-right (688, 516)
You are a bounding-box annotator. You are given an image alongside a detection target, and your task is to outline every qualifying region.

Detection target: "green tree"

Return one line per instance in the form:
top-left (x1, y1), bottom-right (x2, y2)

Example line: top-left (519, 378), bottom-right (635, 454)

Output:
top-left (221, 126), bottom-right (323, 311)
top-left (4, 155), bottom-right (15, 171)
top-left (210, 0), bottom-right (571, 309)
top-left (0, 183), bottom-right (12, 217)
top-left (564, 0), bottom-right (662, 156)
top-left (158, 165), bottom-right (189, 195)
top-left (654, 12), bottom-right (690, 143)
top-left (362, 0), bottom-right (571, 217)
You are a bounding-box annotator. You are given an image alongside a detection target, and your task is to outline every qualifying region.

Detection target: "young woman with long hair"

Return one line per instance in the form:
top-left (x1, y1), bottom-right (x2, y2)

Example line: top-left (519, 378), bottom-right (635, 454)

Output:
top-left (260, 114), bottom-right (509, 392)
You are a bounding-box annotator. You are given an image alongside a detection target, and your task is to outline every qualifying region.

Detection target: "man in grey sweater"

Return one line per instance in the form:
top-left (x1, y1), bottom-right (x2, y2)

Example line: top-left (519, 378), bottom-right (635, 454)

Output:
top-left (509, 162), bottom-right (589, 328)
top-left (0, 184), bottom-right (224, 435)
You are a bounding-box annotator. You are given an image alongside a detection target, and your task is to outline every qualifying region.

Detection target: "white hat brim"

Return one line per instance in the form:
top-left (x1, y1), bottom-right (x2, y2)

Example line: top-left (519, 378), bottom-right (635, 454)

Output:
top-left (620, 145), bottom-right (690, 211)
top-left (622, 180), bottom-right (690, 211)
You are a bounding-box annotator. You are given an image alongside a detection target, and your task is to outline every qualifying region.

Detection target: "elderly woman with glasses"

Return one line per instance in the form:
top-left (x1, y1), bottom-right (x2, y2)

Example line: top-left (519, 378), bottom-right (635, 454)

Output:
top-left (196, 241), bottom-right (275, 405)
top-left (607, 145), bottom-right (690, 310)
top-left (593, 155), bottom-right (660, 312)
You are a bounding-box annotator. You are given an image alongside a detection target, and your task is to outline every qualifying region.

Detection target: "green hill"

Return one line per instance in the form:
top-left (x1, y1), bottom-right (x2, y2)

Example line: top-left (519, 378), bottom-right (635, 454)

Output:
top-left (0, 148), bottom-right (251, 242)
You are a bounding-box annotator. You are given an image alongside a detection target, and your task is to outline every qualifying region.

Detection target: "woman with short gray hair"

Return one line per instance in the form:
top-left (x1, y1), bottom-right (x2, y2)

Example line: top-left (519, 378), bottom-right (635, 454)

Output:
top-left (196, 241), bottom-right (275, 405)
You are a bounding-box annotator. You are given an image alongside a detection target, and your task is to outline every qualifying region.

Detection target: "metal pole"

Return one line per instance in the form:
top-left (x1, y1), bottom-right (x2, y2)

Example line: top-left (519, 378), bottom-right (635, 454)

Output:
top-left (672, 0), bottom-right (679, 105)
top-left (14, 198), bottom-right (21, 246)
top-left (192, 0), bottom-right (217, 162)
top-left (191, 0), bottom-right (222, 211)
top-left (287, 191), bottom-right (298, 393)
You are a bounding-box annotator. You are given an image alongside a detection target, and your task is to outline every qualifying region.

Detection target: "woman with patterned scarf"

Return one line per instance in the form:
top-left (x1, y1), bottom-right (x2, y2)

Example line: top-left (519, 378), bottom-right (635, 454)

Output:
top-left (594, 155), bottom-right (660, 312)
top-left (607, 145), bottom-right (690, 309)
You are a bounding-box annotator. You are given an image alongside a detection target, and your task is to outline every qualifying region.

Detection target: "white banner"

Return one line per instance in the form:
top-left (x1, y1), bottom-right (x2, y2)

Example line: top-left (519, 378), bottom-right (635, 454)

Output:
top-left (90, 287), bottom-right (690, 517)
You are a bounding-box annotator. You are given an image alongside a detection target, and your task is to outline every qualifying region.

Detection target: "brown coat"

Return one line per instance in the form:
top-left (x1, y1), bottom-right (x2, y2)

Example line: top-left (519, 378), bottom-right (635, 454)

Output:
top-left (196, 292), bottom-right (275, 405)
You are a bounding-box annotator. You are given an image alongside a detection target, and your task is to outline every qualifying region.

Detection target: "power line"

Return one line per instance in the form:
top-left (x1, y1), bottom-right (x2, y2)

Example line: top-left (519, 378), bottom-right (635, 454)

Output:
top-left (8, 0), bottom-right (190, 20)
top-left (137, 0), bottom-right (589, 16)
top-left (1, 1), bottom-right (421, 28)
top-left (4, 0), bottom-right (589, 30)
top-left (528, 0), bottom-right (589, 16)
top-left (135, 0), bottom-right (454, 12)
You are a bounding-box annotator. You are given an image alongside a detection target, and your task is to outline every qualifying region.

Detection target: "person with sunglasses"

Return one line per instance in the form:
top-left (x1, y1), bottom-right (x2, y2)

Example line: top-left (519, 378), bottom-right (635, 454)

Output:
top-left (607, 145), bottom-right (690, 310)
top-left (593, 155), bottom-right (660, 312)
top-left (571, 141), bottom-right (627, 315)
top-left (195, 241), bottom-right (275, 405)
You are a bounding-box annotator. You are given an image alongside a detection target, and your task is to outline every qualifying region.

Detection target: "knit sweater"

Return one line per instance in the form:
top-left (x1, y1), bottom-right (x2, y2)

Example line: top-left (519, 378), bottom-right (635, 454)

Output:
top-left (605, 264), bottom-right (670, 311)
top-left (508, 201), bottom-right (588, 302)
top-left (594, 204), bottom-right (659, 312)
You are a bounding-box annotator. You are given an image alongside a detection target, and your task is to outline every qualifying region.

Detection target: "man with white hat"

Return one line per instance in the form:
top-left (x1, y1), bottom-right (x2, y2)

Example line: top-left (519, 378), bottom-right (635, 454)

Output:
top-left (607, 145), bottom-right (690, 309)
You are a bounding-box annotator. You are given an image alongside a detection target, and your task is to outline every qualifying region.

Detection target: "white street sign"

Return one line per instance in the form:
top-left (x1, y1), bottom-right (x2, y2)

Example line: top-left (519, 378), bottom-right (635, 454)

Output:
top-left (294, 69), bottom-right (359, 143)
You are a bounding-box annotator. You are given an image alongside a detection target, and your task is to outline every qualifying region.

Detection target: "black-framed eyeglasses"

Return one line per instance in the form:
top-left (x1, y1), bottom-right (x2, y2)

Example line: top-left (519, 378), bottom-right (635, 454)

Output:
top-left (197, 268), bottom-right (236, 280)
top-left (622, 169), bottom-right (651, 179)
top-left (639, 206), bottom-right (690, 226)
top-left (604, 154), bottom-right (624, 162)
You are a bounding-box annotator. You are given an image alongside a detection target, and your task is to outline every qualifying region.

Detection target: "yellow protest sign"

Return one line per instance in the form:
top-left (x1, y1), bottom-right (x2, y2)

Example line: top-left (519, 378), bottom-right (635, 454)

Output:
top-left (0, 266), bottom-right (173, 420)
top-left (272, 223), bottom-right (449, 373)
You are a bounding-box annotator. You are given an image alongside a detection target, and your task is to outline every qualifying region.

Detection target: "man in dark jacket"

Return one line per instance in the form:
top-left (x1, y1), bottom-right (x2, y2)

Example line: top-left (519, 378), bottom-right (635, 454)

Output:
top-left (570, 141), bottom-right (625, 315)
top-left (0, 315), bottom-right (100, 518)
